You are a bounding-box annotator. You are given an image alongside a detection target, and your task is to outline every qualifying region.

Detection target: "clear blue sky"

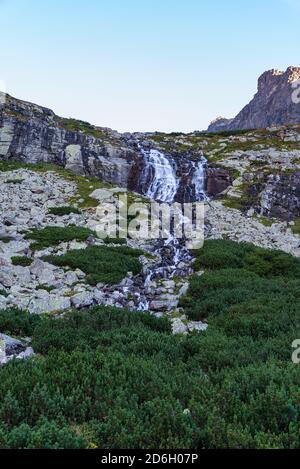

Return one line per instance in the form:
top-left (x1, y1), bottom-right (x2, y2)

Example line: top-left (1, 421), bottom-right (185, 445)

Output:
top-left (0, 0), bottom-right (299, 132)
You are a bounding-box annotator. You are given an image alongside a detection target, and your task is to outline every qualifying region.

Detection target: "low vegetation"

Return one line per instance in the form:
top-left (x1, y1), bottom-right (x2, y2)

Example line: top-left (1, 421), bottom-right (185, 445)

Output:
top-left (25, 226), bottom-right (96, 251)
top-left (147, 126), bottom-right (300, 164)
top-left (11, 256), bottom-right (32, 267)
top-left (58, 118), bottom-right (120, 146)
top-left (0, 308), bottom-right (41, 337)
top-left (0, 236), bottom-right (12, 244)
top-left (48, 206), bottom-right (81, 216)
top-left (291, 218), bottom-right (300, 235)
top-left (43, 245), bottom-right (143, 285)
top-left (0, 241), bottom-right (298, 448)
top-left (0, 257), bottom-right (299, 449)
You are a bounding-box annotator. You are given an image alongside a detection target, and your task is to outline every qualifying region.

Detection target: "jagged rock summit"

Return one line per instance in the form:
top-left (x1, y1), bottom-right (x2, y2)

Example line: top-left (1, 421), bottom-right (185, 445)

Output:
top-left (207, 66), bottom-right (300, 132)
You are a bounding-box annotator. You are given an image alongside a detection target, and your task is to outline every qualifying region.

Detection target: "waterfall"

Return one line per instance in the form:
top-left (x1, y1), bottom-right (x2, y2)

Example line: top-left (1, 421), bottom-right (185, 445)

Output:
top-left (192, 157), bottom-right (207, 201)
top-left (141, 149), bottom-right (179, 203)
top-left (136, 147), bottom-right (207, 312)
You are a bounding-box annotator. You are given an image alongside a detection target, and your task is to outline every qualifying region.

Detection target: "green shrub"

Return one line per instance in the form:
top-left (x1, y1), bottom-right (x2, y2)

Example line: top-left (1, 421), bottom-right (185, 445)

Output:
top-left (32, 307), bottom-right (171, 355)
top-left (43, 245), bottom-right (143, 285)
top-left (0, 236), bottom-right (12, 244)
top-left (11, 256), bottom-right (32, 267)
top-left (194, 239), bottom-right (300, 278)
top-left (244, 248), bottom-right (300, 278)
top-left (1, 240), bottom-right (300, 449)
top-left (193, 239), bottom-right (252, 270)
top-left (25, 225), bottom-right (96, 250)
top-left (0, 298), bottom-right (299, 448)
top-left (0, 309), bottom-right (41, 336)
top-left (48, 206), bottom-right (81, 216)
top-left (3, 420), bottom-right (86, 449)
top-left (36, 285), bottom-right (55, 293)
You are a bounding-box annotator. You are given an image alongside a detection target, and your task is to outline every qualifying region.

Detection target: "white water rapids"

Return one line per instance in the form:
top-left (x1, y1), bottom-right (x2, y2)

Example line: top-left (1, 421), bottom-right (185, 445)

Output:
top-left (192, 157), bottom-right (207, 202)
top-left (137, 147), bottom-right (207, 311)
top-left (143, 149), bottom-right (179, 203)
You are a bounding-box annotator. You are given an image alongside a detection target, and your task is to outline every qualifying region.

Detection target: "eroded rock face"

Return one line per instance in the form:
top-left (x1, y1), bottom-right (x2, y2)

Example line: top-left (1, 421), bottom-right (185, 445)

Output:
top-left (0, 93), bottom-right (145, 191)
top-left (205, 200), bottom-right (300, 257)
top-left (208, 67), bottom-right (300, 131)
top-left (206, 167), bottom-right (232, 197)
top-left (259, 172), bottom-right (300, 220)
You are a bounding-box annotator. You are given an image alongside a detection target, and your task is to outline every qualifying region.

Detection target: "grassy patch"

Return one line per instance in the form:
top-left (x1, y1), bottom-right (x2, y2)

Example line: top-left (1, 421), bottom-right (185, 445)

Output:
top-left (48, 206), bottom-right (81, 216)
top-left (11, 256), bottom-right (33, 267)
top-left (43, 245), bottom-right (143, 285)
top-left (147, 127), bottom-right (300, 163)
top-left (291, 219), bottom-right (300, 235)
top-left (103, 237), bottom-right (127, 245)
top-left (256, 216), bottom-right (274, 227)
top-left (222, 197), bottom-right (244, 210)
top-left (0, 289), bottom-right (8, 298)
top-left (58, 118), bottom-right (114, 141)
top-left (0, 160), bottom-right (58, 173)
top-left (192, 239), bottom-right (300, 277)
top-left (25, 226), bottom-right (96, 251)
top-left (36, 285), bottom-right (56, 293)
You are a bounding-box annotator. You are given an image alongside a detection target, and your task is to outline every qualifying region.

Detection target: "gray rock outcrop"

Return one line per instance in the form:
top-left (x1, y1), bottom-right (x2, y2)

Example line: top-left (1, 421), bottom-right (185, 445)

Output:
top-left (208, 67), bottom-right (300, 132)
top-left (0, 92), bottom-right (145, 192)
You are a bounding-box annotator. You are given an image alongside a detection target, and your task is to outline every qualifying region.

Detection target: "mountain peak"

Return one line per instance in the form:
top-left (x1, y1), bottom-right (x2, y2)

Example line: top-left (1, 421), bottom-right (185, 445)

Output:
top-left (208, 66), bottom-right (300, 132)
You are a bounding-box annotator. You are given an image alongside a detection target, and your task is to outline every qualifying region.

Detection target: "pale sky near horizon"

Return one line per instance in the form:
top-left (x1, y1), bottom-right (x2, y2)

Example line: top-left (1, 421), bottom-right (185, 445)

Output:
top-left (0, 0), bottom-right (299, 132)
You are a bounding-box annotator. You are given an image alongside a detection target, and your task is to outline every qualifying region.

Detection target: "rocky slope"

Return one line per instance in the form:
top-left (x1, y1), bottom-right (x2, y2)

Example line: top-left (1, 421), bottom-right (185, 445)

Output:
top-left (208, 66), bottom-right (300, 132)
top-left (204, 125), bottom-right (300, 222)
top-left (1, 161), bottom-right (299, 350)
top-left (0, 164), bottom-right (211, 345)
top-left (1, 93), bottom-right (300, 339)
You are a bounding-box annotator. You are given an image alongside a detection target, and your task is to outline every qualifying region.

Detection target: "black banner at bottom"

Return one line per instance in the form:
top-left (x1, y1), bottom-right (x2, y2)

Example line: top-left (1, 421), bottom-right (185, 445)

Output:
top-left (0, 449), bottom-right (292, 466)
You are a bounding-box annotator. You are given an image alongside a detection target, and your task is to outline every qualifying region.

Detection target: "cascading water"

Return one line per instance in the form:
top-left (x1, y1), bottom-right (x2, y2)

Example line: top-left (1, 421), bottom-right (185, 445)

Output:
top-left (141, 148), bottom-right (179, 203)
top-left (137, 148), bottom-right (207, 311)
top-left (192, 157), bottom-right (207, 201)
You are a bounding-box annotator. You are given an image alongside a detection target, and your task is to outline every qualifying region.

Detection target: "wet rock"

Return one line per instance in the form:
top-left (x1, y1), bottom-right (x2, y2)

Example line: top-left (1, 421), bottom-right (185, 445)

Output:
top-left (207, 167), bottom-right (232, 197)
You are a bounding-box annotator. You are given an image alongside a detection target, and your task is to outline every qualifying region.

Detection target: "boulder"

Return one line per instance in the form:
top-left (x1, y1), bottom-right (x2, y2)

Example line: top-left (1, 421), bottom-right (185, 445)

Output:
top-left (71, 291), bottom-right (94, 308)
top-left (171, 318), bottom-right (188, 335)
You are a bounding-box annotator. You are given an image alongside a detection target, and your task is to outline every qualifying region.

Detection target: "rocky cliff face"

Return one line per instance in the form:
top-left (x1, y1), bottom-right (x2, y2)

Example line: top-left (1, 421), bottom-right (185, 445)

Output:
top-left (208, 67), bottom-right (300, 132)
top-left (0, 92), bottom-right (147, 192)
top-left (0, 92), bottom-right (232, 202)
